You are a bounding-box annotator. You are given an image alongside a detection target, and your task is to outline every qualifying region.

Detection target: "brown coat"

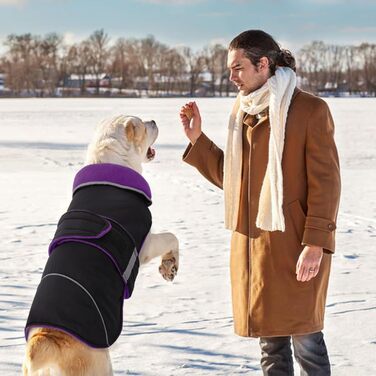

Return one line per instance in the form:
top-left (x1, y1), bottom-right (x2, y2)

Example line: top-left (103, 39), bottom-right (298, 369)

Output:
top-left (183, 88), bottom-right (341, 337)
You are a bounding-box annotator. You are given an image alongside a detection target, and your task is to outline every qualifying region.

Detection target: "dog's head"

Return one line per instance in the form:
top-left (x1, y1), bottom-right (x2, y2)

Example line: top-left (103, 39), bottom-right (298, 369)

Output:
top-left (123, 116), bottom-right (158, 163)
top-left (86, 115), bottom-right (158, 172)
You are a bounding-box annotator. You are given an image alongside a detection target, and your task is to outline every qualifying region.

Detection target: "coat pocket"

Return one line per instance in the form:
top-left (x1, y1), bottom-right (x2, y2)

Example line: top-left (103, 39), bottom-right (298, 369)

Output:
top-left (287, 199), bottom-right (306, 244)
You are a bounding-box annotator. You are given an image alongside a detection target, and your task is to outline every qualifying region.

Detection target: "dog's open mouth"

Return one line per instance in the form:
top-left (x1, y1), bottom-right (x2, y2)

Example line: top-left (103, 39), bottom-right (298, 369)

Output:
top-left (147, 147), bottom-right (156, 161)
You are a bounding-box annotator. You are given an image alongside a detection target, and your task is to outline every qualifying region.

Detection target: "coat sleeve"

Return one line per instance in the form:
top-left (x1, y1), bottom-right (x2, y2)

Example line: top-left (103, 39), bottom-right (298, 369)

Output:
top-left (302, 99), bottom-right (341, 253)
top-left (182, 132), bottom-right (224, 189)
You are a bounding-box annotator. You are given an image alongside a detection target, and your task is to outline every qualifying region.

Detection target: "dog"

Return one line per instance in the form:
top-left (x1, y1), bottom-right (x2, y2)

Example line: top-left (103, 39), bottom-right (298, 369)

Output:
top-left (23, 115), bottom-right (179, 376)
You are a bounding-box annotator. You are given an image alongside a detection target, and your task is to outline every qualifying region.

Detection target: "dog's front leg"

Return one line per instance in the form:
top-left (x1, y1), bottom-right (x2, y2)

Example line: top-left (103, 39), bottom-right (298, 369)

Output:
top-left (139, 232), bottom-right (179, 281)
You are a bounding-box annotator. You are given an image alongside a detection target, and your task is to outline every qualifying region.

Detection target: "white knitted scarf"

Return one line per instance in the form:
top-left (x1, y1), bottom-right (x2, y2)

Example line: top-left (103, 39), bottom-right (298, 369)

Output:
top-left (224, 67), bottom-right (296, 232)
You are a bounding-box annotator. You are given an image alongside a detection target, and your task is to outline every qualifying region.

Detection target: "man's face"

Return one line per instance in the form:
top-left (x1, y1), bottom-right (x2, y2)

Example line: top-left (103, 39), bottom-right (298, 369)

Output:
top-left (227, 48), bottom-right (270, 96)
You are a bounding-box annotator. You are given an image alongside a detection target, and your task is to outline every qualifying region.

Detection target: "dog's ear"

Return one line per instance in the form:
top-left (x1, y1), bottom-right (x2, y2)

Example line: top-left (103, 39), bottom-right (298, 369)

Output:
top-left (125, 119), bottom-right (136, 142)
top-left (125, 118), bottom-right (145, 145)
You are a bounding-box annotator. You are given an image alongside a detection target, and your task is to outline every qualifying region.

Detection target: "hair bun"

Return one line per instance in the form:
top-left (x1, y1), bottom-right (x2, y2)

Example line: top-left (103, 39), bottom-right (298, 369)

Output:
top-left (277, 49), bottom-right (296, 71)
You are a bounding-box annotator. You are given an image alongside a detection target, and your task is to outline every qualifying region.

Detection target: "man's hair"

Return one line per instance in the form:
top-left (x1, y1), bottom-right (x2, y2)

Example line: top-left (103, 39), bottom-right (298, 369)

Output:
top-left (229, 30), bottom-right (296, 74)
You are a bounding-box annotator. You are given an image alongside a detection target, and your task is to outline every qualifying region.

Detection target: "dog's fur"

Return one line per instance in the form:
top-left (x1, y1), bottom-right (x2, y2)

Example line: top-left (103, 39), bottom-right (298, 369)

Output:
top-left (23, 115), bottom-right (179, 376)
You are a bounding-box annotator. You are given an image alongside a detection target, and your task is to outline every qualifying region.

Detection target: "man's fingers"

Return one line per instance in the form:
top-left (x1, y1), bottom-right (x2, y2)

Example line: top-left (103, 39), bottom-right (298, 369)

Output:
top-left (179, 110), bottom-right (190, 127)
top-left (309, 266), bottom-right (320, 281)
top-left (298, 264), bottom-right (320, 282)
top-left (296, 261), bottom-right (304, 281)
top-left (301, 268), bottom-right (308, 282)
top-left (181, 104), bottom-right (192, 112)
top-left (296, 259), bottom-right (300, 275)
top-left (297, 259), bottom-right (311, 281)
top-left (180, 117), bottom-right (189, 128)
top-left (296, 246), bottom-right (323, 282)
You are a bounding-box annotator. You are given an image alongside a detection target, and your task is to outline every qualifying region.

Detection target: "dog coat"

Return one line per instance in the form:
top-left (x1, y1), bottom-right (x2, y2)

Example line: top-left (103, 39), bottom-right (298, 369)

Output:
top-left (25, 163), bottom-right (152, 348)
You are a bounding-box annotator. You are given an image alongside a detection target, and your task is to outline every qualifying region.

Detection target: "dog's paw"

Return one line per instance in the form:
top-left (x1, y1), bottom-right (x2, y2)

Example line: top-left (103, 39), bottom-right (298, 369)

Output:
top-left (159, 252), bottom-right (178, 282)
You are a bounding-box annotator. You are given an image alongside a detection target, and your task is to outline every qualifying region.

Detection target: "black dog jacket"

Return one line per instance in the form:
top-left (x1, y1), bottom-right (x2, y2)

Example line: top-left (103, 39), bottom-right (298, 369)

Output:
top-left (25, 163), bottom-right (152, 348)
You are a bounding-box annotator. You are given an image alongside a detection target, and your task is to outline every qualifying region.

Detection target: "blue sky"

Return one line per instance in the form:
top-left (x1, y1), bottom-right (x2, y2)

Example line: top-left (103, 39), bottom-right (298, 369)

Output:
top-left (0, 0), bottom-right (375, 54)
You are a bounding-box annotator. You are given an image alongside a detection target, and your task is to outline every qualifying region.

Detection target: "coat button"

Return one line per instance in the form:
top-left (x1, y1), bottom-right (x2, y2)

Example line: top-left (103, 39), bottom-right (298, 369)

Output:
top-left (328, 223), bottom-right (334, 230)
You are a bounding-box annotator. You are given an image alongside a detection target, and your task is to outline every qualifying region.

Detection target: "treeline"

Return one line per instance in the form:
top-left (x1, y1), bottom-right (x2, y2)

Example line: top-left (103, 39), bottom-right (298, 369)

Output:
top-left (298, 41), bottom-right (376, 95)
top-left (0, 29), bottom-right (375, 97)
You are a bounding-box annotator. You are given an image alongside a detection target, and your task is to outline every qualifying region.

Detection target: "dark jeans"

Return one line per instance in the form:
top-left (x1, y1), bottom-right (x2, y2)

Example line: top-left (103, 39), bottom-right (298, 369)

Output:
top-left (259, 332), bottom-right (331, 376)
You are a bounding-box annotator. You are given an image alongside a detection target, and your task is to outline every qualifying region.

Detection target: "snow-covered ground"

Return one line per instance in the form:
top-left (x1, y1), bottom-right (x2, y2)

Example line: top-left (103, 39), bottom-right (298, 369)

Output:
top-left (0, 97), bottom-right (375, 375)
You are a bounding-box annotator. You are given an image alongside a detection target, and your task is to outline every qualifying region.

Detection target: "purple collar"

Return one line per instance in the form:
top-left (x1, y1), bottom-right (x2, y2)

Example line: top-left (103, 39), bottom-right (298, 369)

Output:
top-left (73, 164), bottom-right (152, 205)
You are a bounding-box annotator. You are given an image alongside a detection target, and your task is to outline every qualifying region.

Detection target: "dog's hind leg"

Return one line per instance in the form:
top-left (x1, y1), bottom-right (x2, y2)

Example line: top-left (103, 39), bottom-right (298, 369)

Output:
top-left (84, 348), bottom-right (113, 376)
top-left (55, 345), bottom-right (112, 376)
top-left (22, 360), bottom-right (29, 376)
top-left (139, 232), bottom-right (179, 281)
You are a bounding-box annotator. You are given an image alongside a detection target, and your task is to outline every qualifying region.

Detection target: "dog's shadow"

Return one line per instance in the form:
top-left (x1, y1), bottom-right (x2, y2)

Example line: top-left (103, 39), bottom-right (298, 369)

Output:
top-left (152, 344), bottom-right (259, 372)
top-left (121, 321), bottom-right (259, 373)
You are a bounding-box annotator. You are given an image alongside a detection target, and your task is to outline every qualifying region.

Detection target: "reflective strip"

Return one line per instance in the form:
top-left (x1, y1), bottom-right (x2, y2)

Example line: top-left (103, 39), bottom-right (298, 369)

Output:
top-left (42, 273), bottom-right (109, 347)
top-left (123, 248), bottom-right (138, 283)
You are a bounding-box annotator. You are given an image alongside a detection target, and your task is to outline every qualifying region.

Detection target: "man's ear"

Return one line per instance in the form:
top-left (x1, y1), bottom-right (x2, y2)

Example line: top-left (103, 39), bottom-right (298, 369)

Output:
top-left (257, 56), bottom-right (269, 72)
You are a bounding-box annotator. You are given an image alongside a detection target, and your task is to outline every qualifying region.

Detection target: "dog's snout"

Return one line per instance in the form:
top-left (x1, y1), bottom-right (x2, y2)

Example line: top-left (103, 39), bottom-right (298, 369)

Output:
top-left (151, 120), bottom-right (156, 126)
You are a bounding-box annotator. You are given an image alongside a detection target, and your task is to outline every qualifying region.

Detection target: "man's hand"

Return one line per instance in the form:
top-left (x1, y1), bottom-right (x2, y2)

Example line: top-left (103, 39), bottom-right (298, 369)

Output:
top-left (296, 245), bottom-right (323, 282)
top-left (179, 101), bottom-right (202, 145)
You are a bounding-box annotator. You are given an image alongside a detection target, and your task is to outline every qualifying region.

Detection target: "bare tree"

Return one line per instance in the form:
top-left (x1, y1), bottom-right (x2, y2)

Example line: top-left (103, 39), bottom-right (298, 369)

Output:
top-left (110, 38), bottom-right (134, 94)
top-left (343, 45), bottom-right (357, 94)
top-left (160, 47), bottom-right (186, 95)
top-left (297, 41), bottom-right (326, 93)
top-left (203, 44), bottom-right (228, 96)
top-left (3, 33), bottom-right (38, 94)
top-left (65, 41), bottom-right (93, 95)
top-left (358, 43), bottom-right (376, 95)
top-left (87, 29), bottom-right (110, 95)
top-left (181, 47), bottom-right (205, 97)
top-left (34, 33), bottom-right (62, 96)
top-left (139, 35), bottom-right (167, 94)
top-left (325, 44), bottom-right (345, 90)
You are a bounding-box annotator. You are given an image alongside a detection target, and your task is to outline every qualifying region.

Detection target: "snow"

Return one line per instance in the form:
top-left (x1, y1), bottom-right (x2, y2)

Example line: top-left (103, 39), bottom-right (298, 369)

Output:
top-left (0, 97), bottom-right (375, 375)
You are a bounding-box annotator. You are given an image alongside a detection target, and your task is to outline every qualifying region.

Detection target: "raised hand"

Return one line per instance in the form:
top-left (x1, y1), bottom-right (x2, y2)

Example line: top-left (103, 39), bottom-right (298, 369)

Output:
top-left (179, 101), bottom-right (202, 145)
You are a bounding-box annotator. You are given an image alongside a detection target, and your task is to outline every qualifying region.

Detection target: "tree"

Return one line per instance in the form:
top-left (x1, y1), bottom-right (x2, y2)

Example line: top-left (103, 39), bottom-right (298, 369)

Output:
top-left (34, 33), bottom-right (62, 96)
top-left (160, 47), bottom-right (186, 95)
top-left (139, 35), bottom-right (166, 94)
top-left (65, 41), bottom-right (93, 95)
top-left (181, 47), bottom-right (205, 97)
top-left (358, 43), bottom-right (376, 95)
top-left (87, 29), bottom-right (110, 95)
top-left (4, 33), bottom-right (37, 94)
top-left (203, 44), bottom-right (228, 96)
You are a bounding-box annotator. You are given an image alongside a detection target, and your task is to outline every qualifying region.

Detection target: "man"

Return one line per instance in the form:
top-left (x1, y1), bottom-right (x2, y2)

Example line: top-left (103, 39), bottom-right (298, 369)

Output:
top-left (179, 30), bottom-right (340, 375)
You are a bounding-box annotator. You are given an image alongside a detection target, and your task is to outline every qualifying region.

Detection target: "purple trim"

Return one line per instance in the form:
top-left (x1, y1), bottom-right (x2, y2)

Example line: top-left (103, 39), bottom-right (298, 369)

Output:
top-left (48, 239), bottom-right (130, 299)
top-left (25, 323), bottom-right (114, 349)
top-left (123, 283), bottom-right (130, 299)
top-left (73, 163), bottom-right (152, 203)
top-left (25, 324), bottom-right (97, 348)
top-left (48, 222), bottom-right (112, 255)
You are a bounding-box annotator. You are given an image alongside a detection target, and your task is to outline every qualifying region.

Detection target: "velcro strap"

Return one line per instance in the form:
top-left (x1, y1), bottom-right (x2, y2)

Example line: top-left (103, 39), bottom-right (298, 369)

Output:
top-left (49, 210), bottom-right (112, 255)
